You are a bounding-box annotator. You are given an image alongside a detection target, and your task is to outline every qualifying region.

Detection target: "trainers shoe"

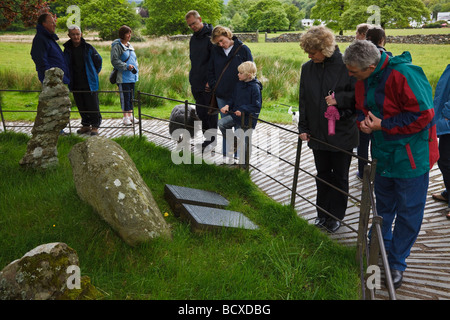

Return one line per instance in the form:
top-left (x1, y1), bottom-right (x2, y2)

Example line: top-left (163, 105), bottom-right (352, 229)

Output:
top-left (131, 117), bottom-right (139, 124)
top-left (123, 117), bottom-right (132, 126)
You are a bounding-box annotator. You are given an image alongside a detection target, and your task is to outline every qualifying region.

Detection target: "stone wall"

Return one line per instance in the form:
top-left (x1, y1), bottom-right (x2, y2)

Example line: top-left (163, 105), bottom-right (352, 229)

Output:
top-left (265, 32), bottom-right (450, 44)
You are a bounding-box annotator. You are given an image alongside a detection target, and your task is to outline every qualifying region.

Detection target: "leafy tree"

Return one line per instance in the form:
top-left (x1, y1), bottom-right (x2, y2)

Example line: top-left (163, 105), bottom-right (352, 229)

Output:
top-left (310, 0), bottom-right (349, 34)
top-left (230, 12), bottom-right (248, 32)
top-left (225, 0), bottom-right (256, 18)
top-left (1, 0), bottom-right (53, 29)
top-left (247, 0), bottom-right (290, 31)
top-left (144, 0), bottom-right (222, 36)
top-left (283, 3), bottom-right (305, 30)
top-left (49, 0), bottom-right (140, 39)
top-left (82, 0), bottom-right (140, 40)
top-left (341, 0), bottom-right (430, 29)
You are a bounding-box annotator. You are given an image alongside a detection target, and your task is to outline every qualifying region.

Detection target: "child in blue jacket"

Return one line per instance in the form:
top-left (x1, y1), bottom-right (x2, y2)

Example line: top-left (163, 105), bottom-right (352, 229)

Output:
top-left (218, 61), bottom-right (262, 164)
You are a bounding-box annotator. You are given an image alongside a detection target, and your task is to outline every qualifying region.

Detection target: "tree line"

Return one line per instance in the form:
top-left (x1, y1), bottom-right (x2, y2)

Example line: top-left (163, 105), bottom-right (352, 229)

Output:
top-left (1, 0), bottom-right (448, 39)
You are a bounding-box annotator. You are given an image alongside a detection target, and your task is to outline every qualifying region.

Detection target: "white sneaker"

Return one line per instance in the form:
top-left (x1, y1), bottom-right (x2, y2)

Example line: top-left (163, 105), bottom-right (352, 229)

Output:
top-left (131, 117), bottom-right (139, 124)
top-left (123, 117), bottom-right (132, 126)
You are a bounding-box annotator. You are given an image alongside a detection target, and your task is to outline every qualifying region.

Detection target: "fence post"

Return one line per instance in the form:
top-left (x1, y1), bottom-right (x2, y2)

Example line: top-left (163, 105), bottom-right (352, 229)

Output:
top-left (245, 114), bottom-right (252, 172)
top-left (356, 164), bottom-right (372, 264)
top-left (137, 91), bottom-right (142, 138)
top-left (184, 100), bottom-right (188, 131)
top-left (290, 136), bottom-right (302, 208)
top-left (0, 95), bottom-right (6, 132)
top-left (365, 215), bottom-right (382, 300)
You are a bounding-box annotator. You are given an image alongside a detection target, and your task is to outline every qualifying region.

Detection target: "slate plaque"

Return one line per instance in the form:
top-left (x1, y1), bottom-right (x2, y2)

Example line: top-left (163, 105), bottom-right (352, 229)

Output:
top-left (180, 204), bottom-right (259, 232)
top-left (164, 184), bottom-right (229, 217)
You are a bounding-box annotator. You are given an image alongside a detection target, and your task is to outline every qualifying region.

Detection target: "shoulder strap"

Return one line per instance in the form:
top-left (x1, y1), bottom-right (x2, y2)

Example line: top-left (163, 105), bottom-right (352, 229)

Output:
top-left (213, 44), bottom-right (244, 92)
top-left (123, 49), bottom-right (131, 63)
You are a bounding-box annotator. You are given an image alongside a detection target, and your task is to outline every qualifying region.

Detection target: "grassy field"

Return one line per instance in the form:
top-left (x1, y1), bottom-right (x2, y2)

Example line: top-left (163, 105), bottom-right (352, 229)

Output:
top-left (0, 30), bottom-right (448, 125)
top-left (0, 131), bottom-right (360, 300)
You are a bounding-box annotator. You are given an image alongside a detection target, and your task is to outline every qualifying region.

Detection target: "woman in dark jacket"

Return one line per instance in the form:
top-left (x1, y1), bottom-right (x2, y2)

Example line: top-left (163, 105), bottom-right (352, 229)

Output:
top-left (207, 26), bottom-right (253, 155)
top-left (298, 26), bottom-right (358, 233)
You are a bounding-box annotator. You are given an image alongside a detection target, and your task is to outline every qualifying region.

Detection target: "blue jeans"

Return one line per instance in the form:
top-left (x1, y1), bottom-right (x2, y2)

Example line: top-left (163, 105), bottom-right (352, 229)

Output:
top-left (374, 172), bottom-right (429, 271)
top-left (118, 83), bottom-right (135, 112)
top-left (217, 97), bottom-right (231, 156)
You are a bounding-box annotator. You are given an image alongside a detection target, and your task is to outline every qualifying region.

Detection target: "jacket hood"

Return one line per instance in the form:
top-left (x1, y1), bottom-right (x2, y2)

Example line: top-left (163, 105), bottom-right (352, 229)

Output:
top-left (388, 51), bottom-right (412, 66)
top-left (36, 24), bottom-right (59, 41)
top-left (194, 23), bottom-right (213, 37)
top-left (247, 78), bottom-right (263, 91)
top-left (232, 36), bottom-right (244, 47)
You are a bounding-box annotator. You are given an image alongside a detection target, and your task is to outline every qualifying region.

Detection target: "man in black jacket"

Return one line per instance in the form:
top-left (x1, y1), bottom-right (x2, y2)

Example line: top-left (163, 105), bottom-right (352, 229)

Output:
top-left (185, 10), bottom-right (217, 150)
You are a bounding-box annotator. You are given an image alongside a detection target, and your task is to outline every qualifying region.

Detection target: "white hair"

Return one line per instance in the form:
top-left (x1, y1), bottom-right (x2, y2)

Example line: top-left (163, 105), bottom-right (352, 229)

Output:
top-left (343, 40), bottom-right (381, 70)
top-left (68, 25), bottom-right (81, 33)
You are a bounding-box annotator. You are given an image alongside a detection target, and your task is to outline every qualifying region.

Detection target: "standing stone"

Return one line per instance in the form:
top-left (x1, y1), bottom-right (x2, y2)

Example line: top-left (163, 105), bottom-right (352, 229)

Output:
top-left (0, 242), bottom-right (101, 300)
top-left (68, 137), bottom-right (172, 246)
top-left (19, 67), bottom-right (71, 169)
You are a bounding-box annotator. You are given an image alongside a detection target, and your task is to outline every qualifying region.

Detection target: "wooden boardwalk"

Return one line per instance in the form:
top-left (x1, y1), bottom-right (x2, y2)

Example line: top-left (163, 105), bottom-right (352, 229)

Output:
top-left (3, 118), bottom-right (450, 300)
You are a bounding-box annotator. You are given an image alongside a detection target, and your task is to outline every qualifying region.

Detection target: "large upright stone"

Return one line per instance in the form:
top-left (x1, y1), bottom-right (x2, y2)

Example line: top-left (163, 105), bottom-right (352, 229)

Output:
top-left (68, 137), bottom-right (172, 246)
top-left (19, 67), bottom-right (71, 169)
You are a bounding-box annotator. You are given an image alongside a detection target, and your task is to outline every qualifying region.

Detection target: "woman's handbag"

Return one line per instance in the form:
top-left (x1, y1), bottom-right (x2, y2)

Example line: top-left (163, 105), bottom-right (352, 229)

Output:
top-left (208, 44), bottom-right (243, 115)
top-left (109, 69), bottom-right (118, 84)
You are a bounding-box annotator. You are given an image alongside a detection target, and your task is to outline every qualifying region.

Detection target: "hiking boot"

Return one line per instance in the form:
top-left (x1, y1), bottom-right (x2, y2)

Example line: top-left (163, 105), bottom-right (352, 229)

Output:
top-left (77, 126), bottom-right (91, 134)
top-left (90, 127), bottom-right (99, 136)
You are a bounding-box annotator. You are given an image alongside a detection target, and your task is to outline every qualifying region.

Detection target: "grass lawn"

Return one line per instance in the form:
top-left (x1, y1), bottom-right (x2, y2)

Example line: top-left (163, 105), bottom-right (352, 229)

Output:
top-left (0, 131), bottom-right (360, 300)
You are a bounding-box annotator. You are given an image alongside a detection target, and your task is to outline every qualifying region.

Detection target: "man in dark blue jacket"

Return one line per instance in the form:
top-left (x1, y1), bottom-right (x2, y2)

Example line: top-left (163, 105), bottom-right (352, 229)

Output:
top-left (64, 25), bottom-right (103, 136)
top-left (31, 13), bottom-right (70, 85)
top-left (185, 10), bottom-right (216, 150)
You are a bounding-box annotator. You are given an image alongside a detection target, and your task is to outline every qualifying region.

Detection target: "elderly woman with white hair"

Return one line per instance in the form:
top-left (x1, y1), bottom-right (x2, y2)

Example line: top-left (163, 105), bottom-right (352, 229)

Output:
top-left (297, 26), bottom-right (358, 233)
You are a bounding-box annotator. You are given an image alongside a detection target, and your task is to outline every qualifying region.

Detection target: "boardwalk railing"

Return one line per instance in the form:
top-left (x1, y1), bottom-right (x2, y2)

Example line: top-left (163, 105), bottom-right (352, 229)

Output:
top-left (0, 88), bottom-right (396, 300)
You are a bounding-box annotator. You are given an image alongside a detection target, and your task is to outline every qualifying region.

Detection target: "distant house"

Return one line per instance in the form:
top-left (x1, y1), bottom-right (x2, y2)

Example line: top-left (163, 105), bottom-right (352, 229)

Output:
top-left (301, 19), bottom-right (324, 27)
top-left (437, 12), bottom-right (450, 22)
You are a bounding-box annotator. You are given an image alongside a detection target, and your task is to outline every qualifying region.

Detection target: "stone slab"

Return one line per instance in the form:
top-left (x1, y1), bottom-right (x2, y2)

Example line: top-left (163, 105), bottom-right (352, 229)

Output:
top-left (180, 204), bottom-right (259, 232)
top-left (164, 184), bottom-right (229, 217)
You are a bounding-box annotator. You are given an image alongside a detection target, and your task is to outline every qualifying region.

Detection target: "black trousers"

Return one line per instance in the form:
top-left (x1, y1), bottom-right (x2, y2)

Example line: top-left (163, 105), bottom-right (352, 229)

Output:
top-left (192, 89), bottom-right (218, 134)
top-left (313, 149), bottom-right (352, 221)
top-left (437, 134), bottom-right (450, 206)
top-left (73, 91), bottom-right (102, 128)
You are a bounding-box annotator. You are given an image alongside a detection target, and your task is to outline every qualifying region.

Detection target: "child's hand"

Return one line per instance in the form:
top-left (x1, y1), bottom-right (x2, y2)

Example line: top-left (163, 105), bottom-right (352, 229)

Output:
top-left (220, 105), bottom-right (229, 113)
top-left (234, 110), bottom-right (241, 117)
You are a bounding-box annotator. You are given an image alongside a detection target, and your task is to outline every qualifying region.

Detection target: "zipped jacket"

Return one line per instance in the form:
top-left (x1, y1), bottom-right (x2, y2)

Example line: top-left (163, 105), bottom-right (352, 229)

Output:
top-left (31, 24), bottom-right (70, 84)
top-left (63, 37), bottom-right (102, 91)
top-left (355, 51), bottom-right (439, 178)
top-left (110, 39), bottom-right (138, 84)
top-left (298, 46), bottom-right (358, 151)
top-left (227, 79), bottom-right (263, 129)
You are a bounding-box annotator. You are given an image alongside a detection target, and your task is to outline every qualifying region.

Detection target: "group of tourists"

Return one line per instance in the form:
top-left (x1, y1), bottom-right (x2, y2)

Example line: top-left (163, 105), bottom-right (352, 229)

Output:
top-left (29, 11), bottom-right (449, 291)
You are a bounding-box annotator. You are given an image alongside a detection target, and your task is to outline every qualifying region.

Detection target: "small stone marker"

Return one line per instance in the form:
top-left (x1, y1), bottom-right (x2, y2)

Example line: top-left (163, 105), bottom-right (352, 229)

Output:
top-left (180, 204), bottom-right (259, 232)
top-left (164, 184), bottom-right (229, 217)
